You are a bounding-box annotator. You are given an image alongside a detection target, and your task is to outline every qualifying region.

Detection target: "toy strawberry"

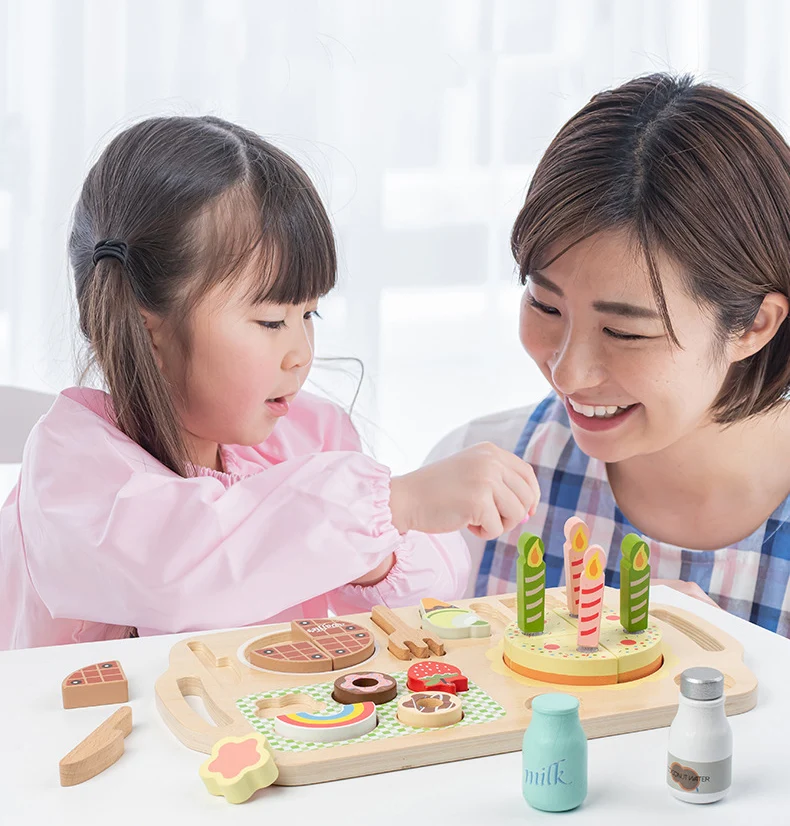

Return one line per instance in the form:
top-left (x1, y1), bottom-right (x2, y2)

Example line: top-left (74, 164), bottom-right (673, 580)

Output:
top-left (406, 661), bottom-right (469, 694)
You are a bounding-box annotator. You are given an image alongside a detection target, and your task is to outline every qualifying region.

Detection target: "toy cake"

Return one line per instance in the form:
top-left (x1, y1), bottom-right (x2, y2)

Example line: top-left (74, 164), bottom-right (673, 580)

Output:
top-left (502, 519), bottom-right (663, 686)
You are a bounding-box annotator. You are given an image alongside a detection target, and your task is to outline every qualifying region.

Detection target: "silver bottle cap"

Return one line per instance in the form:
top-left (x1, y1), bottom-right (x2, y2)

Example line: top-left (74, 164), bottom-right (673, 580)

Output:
top-left (680, 667), bottom-right (725, 700)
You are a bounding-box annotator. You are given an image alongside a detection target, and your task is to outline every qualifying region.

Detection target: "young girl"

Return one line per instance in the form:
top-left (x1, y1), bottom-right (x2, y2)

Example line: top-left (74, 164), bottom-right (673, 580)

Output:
top-left (429, 73), bottom-right (790, 638)
top-left (0, 115), bottom-right (540, 649)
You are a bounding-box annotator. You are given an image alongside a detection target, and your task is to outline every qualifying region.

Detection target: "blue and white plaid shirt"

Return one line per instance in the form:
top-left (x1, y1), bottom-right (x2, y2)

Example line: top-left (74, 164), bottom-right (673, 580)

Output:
top-left (430, 393), bottom-right (790, 638)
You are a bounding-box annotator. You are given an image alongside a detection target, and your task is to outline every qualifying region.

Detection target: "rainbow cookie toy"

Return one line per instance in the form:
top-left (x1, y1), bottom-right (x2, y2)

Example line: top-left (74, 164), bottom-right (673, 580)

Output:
top-left (273, 702), bottom-right (377, 743)
top-left (503, 520), bottom-right (663, 686)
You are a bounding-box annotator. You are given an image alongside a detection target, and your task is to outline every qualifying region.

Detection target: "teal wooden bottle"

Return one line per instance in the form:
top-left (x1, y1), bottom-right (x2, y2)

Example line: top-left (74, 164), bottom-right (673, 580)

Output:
top-left (522, 693), bottom-right (588, 812)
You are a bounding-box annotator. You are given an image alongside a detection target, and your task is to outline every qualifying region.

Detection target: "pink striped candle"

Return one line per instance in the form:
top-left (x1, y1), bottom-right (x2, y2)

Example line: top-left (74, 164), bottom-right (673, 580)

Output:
top-left (576, 544), bottom-right (607, 650)
top-left (563, 517), bottom-right (589, 617)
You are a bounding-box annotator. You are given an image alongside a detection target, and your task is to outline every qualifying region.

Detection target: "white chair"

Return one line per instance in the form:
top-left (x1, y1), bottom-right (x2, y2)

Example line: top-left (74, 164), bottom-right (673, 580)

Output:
top-left (0, 386), bottom-right (57, 464)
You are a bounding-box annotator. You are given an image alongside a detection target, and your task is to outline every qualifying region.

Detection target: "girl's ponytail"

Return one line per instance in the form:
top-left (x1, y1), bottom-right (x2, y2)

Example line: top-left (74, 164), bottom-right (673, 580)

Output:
top-left (81, 256), bottom-right (190, 475)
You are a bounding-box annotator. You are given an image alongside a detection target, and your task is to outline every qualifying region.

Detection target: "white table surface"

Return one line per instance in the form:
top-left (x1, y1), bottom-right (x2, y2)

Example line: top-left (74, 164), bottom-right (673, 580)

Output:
top-left (1, 585), bottom-right (787, 823)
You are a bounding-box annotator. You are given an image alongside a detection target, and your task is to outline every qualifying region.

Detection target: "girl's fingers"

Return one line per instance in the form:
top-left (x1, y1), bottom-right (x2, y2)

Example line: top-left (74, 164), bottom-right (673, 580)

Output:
top-left (503, 470), bottom-right (538, 519)
top-left (469, 498), bottom-right (504, 540)
top-left (493, 482), bottom-right (529, 534)
top-left (501, 452), bottom-right (541, 503)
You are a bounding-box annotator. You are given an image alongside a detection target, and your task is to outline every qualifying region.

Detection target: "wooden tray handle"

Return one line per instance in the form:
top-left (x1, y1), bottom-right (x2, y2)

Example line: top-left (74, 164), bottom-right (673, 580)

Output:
top-left (650, 605), bottom-right (737, 655)
top-left (154, 671), bottom-right (251, 754)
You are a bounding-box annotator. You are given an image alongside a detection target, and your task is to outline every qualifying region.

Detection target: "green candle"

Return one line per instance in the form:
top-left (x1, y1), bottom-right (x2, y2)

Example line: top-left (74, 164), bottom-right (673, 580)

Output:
top-left (517, 533), bottom-right (546, 635)
top-left (620, 533), bottom-right (651, 633)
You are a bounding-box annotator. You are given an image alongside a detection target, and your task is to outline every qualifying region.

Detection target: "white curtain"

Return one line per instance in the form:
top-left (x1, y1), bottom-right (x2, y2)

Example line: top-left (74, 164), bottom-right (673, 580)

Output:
top-left (2, 0), bottom-right (789, 474)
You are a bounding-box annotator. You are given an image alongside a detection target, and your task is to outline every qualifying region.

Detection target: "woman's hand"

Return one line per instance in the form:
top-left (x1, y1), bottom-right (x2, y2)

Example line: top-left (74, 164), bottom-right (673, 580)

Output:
top-left (389, 442), bottom-right (540, 540)
top-left (652, 578), bottom-right (720, 608)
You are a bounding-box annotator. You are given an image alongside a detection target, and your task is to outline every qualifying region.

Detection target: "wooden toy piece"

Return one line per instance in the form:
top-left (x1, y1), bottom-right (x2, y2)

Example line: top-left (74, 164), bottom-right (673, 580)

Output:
top-left (406, 661), bottom-right (468, 694)
top-left (576, 545), bottom-right (607, 650)
top-left (597, 620), bottom-right (663, 682)
top-left (199, 733), bottom-right (278, 804)
top-left (62, 660), bottom-right (128, 709)
top-left (620, 533), bottom-right (651, 633)
top-left (504, 604), bottom-right (663, 685)
top-left (154, 589), bottom-right (757, 785)
top-left (419, 598), bottom-right (491, 640)
top-left (249, 637), bottom-right (330, 672)
top-left (248, 618), bottom-right (374, 673)
top-left (273, 702), bottom-right (377, 743)
top-left (563, 517), bottom-right (589, 616)
top-left (59, 706), bottom-right (132, 787)
top-left (517, 533), bottom-right (546, 635)
top-left (332, 671), bottom-right (398, 705)
top-left (371, 604), bottom-right (445, 660)
top-left (396, 692), bottom-right (463, 728)
top-left (505, 624), bottom-right (617, 685)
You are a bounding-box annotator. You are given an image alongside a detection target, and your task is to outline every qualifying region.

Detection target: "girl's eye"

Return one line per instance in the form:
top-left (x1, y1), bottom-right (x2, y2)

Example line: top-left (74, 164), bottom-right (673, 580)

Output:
top-left (257, 310), bottom-right (320, 329)
top-left (604, 328), bottom-right (647, 341)
top-left (526, 294), bottom-right (560, 315)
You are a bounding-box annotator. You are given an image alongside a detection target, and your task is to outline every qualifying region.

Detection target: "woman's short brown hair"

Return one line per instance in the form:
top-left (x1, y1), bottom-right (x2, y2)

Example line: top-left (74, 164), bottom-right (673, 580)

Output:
top-left (511, 73), bottom-right (790, 424)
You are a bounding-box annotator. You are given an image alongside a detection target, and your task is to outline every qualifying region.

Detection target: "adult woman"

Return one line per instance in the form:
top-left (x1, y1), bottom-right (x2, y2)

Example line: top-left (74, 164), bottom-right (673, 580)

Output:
top-left (428, 74), bottom-right (790, 637)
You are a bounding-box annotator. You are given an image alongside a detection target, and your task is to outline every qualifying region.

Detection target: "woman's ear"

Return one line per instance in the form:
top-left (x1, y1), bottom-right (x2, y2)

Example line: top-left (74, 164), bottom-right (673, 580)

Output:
top-left (732, 292), bottom-right (789, 361)
top-left (139, 309), bottom-right (166, 371)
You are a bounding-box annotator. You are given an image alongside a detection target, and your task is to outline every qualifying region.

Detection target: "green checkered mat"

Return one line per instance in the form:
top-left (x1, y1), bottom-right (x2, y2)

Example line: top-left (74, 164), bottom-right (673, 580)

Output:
top-left (236, 672), bottom-right (507, 753)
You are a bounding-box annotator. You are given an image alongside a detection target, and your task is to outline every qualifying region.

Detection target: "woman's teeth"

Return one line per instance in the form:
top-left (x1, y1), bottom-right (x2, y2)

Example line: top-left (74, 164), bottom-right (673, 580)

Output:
top-left (568, 399), bottom-right (632, 418)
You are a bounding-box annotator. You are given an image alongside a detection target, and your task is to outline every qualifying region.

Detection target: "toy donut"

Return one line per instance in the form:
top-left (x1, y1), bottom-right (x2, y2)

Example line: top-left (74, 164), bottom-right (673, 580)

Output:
top-left (396, 691), bottom-right (463, 728)
top-left (332, 671), bottom-right (398, 705)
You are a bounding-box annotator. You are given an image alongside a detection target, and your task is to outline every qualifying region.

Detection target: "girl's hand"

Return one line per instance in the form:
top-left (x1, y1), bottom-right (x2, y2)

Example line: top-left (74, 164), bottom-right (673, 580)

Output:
top-left (389, 442), bottom-right (540, 540)
top-left (652, 578), bottom-right (721, 608)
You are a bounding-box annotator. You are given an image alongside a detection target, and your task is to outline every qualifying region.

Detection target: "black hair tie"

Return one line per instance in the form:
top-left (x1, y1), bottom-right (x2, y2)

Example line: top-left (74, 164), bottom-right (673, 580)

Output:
top-left (92, 239), bottom-right (128, 266)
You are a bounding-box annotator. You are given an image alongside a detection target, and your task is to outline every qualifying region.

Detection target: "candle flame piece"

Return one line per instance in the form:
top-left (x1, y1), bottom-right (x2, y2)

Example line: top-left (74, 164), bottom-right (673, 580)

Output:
top-left (585, 550), bottom-right (601, 580)
top-left (573, 527), bottom-right (587, 551)
top-left (527, 543), bottom-right (543, 568)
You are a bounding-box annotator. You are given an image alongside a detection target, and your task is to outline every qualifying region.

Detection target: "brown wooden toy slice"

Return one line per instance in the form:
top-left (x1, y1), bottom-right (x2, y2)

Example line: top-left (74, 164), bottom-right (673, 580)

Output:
top-left (332, 671), bottom-right (398, 705)
top-left (370, 605), bottom-right (445, 660)
top-left (248, 618), bottom-right (374, 673)
top-left (397, 692), bottom-right (463, 728)
top-left (59, 706), bottom-right (132, 786)
top-left (62, 660), bottom-right (128, 709)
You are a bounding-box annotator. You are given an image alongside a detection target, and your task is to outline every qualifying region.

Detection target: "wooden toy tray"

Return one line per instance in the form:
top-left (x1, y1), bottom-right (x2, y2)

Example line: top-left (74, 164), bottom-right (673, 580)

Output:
top-left (154, 587), bottom-right (757, 785)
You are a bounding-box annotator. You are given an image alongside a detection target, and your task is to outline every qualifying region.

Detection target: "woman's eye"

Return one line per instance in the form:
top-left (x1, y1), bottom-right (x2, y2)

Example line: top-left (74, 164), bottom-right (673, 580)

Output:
top-left (304, 310), bottom-right (322, 321)
top-left (526, 294), bottom-right (560, 315)
top-left (257, 320), bottom-right (285, 330)
top-left (604, 328), bottom-right (646, 341)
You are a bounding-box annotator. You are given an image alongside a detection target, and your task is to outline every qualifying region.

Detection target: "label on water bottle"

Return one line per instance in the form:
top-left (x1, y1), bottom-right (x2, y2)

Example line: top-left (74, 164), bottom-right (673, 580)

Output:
top-left (667, 753), bottom-right (732, 795)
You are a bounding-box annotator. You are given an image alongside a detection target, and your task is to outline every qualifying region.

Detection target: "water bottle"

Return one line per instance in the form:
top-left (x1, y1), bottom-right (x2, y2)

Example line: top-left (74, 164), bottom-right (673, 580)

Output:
top-left (667, 667), bottom-right (732, 803)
